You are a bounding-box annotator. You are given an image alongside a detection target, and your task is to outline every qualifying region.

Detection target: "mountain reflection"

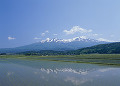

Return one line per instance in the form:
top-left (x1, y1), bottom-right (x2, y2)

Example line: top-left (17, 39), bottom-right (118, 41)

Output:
top-left (40, 68), bottom-right (89, 75)
top-left (0, 58), bottom-right (120, 86)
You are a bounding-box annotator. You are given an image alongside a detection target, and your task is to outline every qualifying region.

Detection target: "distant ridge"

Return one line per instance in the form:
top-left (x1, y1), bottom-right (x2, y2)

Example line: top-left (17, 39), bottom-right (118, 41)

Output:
top-left (0, 37), bottom-right (107, 53)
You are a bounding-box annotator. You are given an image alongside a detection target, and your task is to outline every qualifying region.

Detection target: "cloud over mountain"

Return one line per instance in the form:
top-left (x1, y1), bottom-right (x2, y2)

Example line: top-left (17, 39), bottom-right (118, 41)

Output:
top-left (97, 38), bottom-right (115, 42)
top-left (41, 30), bottom-right (49, 36)
top-left (63, 26), bottom-right (92, 35)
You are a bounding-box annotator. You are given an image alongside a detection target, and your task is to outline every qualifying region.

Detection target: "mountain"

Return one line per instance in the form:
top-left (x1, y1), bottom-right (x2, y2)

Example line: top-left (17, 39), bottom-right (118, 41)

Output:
top-left (19, 42), bottom-right (120, 56)
top-left (69, 42), bottom-right (120, 54)
top-left (0, 37), bottom-right (107, 53)
top-left (19, 42), bottom-right (120, 55)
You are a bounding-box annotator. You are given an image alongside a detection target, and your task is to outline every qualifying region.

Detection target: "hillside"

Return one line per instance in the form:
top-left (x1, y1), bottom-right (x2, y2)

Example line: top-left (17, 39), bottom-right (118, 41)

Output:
top-left (70, 42), bottom-right (120, 54)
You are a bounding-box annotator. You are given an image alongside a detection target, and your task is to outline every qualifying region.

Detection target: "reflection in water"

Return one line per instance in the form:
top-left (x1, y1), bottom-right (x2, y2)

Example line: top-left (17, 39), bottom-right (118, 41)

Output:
top-left (40, 68), bottom-right (88, 75)
top-left (7, 71), bottom-right (14, 76)
top-left (0, 58), bottom-right (120, 86)
top-left (98, 68), bottom-right (114, 72)
top-left (64, 77), bottom-right (93, 86)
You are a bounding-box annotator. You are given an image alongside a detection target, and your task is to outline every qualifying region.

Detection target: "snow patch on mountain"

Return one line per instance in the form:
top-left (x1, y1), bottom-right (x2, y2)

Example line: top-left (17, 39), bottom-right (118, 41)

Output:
top-left (40, 36), bottom-right (105, 43)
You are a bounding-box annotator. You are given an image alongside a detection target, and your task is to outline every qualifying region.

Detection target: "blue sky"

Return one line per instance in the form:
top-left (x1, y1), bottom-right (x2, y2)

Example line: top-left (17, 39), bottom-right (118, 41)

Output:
top-left (0, 0), bottom-right (120, 48)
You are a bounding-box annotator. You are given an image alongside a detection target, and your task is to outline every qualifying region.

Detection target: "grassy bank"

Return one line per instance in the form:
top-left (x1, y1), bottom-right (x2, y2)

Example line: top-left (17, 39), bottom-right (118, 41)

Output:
top-left (1, 54), bottom-right (120, 66)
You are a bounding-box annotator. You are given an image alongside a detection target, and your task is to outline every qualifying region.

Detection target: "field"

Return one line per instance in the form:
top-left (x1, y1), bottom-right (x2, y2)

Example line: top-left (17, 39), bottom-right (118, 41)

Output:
top-left (1, 54), bottom-right (120, 66)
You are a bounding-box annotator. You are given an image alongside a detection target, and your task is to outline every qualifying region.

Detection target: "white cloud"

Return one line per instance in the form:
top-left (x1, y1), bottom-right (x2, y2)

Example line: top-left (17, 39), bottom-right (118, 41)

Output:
top-left (34, 37), bottom-right (41, 40)
top-left (45, 30), bottom-right (49, 33)
top-left (63, 26), bottom-right (92, 35)
top-left (53, 34), bottom-right (58, 36)
top-left (41, 30), bottom-right (49, 36)
top-left (41, 33), bottom-right (45, 36)
top-left (97, 38), bottom-right (114, 42)
top-left (8, 36), bottom-right (16, 40)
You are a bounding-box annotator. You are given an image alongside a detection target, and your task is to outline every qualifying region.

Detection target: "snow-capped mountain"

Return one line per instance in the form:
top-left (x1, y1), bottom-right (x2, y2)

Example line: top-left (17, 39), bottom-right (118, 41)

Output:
top-left (0, 37), bottom-right (108, 53)
top-left (40, 36), bottom-right (100, 43)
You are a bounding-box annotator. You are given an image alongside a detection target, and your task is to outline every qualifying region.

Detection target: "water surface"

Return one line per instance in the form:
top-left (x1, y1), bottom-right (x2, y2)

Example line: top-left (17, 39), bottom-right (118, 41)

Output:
top-left (0, 58), bottom-right (120, 86)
